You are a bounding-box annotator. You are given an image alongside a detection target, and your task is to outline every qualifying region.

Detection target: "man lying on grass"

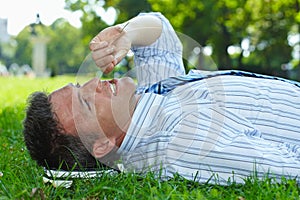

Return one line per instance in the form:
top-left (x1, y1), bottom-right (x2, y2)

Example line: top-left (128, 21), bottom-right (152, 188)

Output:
top-left (23, 12), bottom-right (300, 185)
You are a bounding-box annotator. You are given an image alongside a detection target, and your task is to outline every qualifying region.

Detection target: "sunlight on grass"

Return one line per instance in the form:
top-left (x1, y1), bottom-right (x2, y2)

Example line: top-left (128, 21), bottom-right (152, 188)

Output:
top-left (0, 76), bottom-right (75, 107)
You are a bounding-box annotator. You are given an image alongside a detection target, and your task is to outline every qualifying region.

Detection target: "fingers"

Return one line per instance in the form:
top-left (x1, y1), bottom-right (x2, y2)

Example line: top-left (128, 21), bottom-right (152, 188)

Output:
top-left (92, 45), bottom-right (115, 60)
top-left (94, 62), bottom-right (115, 74)
top-left (104, 64), bottom-right (114, 74)
top-left (90, 25), bottom-right (123, 50)
top-left (89, 40), bottom-right (108, 51)
top-left (92, 47), bottom-right (117, 74)
top-left (92, 52), bottom-right (114, 69)
top-left (90, 39), bottom-right (116, 73)
top-left (107, 31), bottom-right (126, 45)
top-left (89, 26), bottom-right (126, 73)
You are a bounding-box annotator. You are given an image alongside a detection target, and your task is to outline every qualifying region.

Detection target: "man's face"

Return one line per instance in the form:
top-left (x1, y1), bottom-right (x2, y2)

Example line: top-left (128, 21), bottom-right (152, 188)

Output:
top-left (49, 77), bottom-right (137, 145)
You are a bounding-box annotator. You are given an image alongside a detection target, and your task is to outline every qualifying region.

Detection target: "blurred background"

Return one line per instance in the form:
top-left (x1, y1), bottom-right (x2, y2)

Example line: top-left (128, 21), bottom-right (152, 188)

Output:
top-left (0, 0), bottom-right (299, 80)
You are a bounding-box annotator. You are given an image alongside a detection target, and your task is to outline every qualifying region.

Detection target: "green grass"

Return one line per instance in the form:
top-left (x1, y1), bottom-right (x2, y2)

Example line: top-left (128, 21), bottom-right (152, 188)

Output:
top-left (1, 76), bottom-right (300, 199)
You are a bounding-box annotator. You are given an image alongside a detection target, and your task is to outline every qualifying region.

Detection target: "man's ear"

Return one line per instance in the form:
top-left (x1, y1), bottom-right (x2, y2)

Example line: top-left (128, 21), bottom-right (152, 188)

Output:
top-left (92, 139), bottom-right (115, 158)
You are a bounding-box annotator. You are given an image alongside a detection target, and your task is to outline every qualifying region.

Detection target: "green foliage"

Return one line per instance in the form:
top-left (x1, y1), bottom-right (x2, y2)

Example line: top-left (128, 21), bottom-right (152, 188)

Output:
top-left (63, 0), bottom-right (299, 78)
top-left (2, 0), bottom-right (296, 79)
top-left (149, 0), bottom-right (253, 69)
top-left (65, 0), bottom-right (109, 44)
top-left (47, 19), bottom-right (87, 75)
top-left (149, 0), bottom-right (298, 73)
top-left (13, 27), bottom-right (33, 66)
top-left (10, 19), bottom-right (86, 76)
top-left (1, 0), bottom-right (298, 79)
top-left (243, 0), bottom-right (295, 74)
top-left (108, 0), bottom-right (152, 23)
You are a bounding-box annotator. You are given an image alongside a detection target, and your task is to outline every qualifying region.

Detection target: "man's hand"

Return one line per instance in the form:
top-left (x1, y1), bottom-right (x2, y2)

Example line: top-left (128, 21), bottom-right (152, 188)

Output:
top-left (89, 26), bottom-right (131, 74)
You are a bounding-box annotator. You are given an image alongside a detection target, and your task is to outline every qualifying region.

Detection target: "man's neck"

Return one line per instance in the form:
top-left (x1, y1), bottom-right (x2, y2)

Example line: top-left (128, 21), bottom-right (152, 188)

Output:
top-left (113, 93), bottom-right (141, 147)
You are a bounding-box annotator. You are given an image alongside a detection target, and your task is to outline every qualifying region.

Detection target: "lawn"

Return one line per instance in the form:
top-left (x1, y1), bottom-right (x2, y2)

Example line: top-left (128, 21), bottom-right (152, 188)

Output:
top-left (0, 76), bottom-right (300, 199)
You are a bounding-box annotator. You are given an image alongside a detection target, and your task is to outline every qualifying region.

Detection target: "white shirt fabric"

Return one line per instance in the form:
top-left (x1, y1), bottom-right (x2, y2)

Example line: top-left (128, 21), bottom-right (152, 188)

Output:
top-left (117, 12), bottom-right (300, 184)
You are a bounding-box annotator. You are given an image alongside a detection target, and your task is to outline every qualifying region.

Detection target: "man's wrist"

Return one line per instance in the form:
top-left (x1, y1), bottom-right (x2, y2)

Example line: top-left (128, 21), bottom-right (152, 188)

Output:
top-left (119, 15), bottom-right (162, 46)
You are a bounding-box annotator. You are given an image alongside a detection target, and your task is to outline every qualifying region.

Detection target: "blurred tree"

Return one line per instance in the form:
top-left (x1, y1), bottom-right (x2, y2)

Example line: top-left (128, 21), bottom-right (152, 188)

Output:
top-left (149, 0), bottom-right (252, 70)
top-left (13, 19), bottom-right (85, 76)
top-left (106, 0), bottom-right (151, 22)
top-left (65, 0), bottom-right (252, 70)
top-left (13, 27), bottom-right (32, 66)
top-left (65, 0), bottom-right (111, 46)
top-left (150, 0), bottom-right (298, 75)
top-left (64, 0), bottom-right (299, 77)
top-left (241, 0), bottom-right (297, 76)
top-left (48, 18), bottom-right (85, 75)
top-left (0, 40), bottom-right (17, 67)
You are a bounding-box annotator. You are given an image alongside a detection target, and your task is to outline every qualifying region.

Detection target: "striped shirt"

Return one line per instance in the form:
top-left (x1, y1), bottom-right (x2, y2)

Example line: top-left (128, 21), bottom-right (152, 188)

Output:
top-left (117, 12), bottom-right (300, 184)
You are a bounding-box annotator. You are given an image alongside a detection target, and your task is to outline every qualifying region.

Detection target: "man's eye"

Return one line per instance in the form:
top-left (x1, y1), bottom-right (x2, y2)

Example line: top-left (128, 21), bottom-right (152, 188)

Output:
top-left (83, 98), bottom-right (91, 110)
top-left (75, 82), bottom-right (81, 88)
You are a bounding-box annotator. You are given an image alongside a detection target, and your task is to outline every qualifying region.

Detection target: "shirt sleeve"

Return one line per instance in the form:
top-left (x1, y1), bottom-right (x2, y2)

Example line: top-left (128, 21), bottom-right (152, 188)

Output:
top-left (131, 12), bottom-right (186, 92)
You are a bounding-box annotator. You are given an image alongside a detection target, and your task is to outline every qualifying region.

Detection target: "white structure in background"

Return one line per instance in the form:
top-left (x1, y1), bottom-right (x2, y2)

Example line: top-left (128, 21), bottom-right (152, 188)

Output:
top-left (31, 36), bottom-right (49, 76)
top-left (30, 14), bottom-right (50, 77)
top-left (0, 18), bottom-right (9, 43)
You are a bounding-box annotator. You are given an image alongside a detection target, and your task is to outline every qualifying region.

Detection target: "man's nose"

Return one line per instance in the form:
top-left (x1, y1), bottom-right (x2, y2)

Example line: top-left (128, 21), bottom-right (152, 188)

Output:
top-left (81, 78), bottom-right (101, 90)
top-left (82, 78), bottom-right (96, 86)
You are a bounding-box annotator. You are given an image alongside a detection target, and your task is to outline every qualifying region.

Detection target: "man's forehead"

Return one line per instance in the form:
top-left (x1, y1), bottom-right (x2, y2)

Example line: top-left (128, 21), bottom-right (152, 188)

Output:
top-left (51, 84), bottom-right (72, 97)
top-left (49, 86), bottom-right (73, 116)
top-left (50, 85), bottom-right (73, 105)
top-left (49, 85), bottom-right (77, 134)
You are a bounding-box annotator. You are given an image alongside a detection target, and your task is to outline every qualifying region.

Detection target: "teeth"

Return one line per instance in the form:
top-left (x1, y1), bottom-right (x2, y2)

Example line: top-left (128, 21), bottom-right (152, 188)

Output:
top-left (110, 83), bottom-right (116, 95)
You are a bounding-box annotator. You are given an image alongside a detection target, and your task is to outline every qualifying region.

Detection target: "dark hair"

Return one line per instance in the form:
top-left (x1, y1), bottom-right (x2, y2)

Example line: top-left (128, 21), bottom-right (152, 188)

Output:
top-left (23, 91), bottom-right (105, 171)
